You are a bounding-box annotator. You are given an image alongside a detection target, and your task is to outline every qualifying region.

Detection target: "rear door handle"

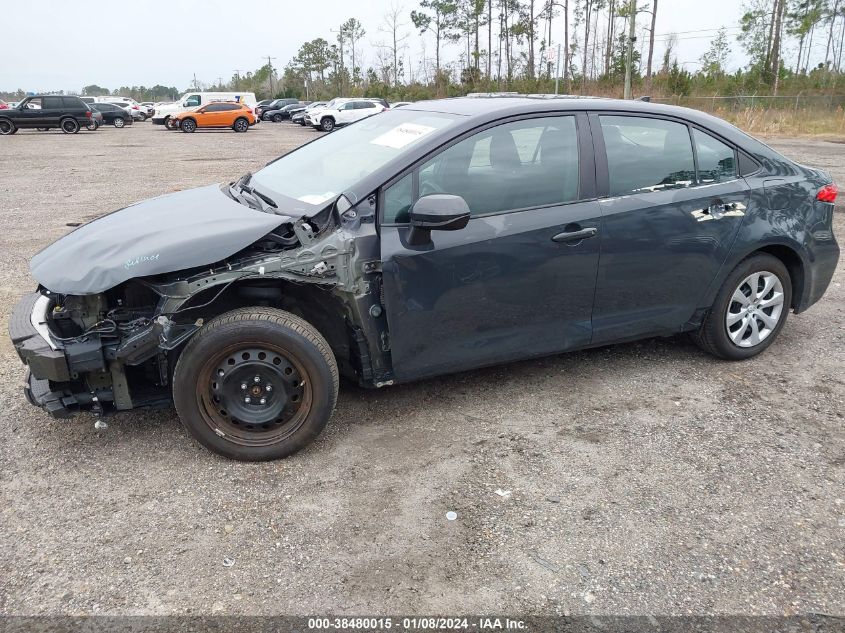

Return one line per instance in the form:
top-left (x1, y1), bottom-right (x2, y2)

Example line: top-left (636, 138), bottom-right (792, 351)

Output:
top-left (552, 227), bottom-right (598, 243)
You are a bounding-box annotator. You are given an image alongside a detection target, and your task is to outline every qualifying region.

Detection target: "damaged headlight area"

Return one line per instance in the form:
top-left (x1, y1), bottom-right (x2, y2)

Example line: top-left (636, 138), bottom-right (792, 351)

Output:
top-left (12, 282), bottom-right (199, 417)
top-left (11, 202), bottom-right (391, 420)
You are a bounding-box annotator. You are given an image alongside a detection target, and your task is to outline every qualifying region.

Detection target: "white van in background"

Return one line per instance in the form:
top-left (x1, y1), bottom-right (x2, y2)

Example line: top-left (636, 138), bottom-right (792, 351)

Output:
top-left (151, 92), bottom-right (258, 126)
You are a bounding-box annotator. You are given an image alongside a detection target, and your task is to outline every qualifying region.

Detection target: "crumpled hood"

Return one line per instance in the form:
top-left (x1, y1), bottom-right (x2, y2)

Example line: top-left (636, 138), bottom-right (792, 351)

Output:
top-left (31, 184), bottom-right (292, 295)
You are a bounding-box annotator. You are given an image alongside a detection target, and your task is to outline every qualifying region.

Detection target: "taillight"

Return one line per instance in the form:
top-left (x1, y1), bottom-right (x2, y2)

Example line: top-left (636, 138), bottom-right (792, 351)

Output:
top-left (132, 105), bottom-right (139, 110)
top-left (86, 111), bottom-right (91, 118)
top-left (817, 184), bottom-right (838, 203)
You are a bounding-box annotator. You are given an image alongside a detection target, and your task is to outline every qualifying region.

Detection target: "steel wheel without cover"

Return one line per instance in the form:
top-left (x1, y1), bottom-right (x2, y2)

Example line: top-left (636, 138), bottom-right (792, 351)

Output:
top-left (197, 344), bottom-right (312, 447)
top-left (725, 271), bottom-right (785, 348)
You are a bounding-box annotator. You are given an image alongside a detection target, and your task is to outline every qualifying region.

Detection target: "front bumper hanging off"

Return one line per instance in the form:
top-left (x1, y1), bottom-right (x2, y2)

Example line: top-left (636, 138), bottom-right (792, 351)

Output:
top-left (9, 293), bottom-right (80, 417)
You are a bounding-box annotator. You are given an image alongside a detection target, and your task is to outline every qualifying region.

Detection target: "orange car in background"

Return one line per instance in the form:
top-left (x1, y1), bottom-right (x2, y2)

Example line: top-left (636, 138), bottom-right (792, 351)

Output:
top-left (168, 102), bottom-right (256, 133)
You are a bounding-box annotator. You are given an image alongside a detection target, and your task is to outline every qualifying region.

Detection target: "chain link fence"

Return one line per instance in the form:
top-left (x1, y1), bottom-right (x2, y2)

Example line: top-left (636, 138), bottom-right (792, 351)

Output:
top-left (651, 94), bottom-right (845, 113)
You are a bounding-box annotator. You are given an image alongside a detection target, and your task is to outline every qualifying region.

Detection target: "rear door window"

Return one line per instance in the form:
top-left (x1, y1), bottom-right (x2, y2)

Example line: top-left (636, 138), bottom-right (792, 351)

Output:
top-left (600, 115), bottom-right (695, 196)
top-left (692, 129), bottom-right (737, 184)
top-left (42, 96), bottom-right (62, 109)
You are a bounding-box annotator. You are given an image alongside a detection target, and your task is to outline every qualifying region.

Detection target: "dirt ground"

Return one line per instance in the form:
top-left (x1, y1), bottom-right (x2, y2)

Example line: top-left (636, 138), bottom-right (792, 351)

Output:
top-left (0, 122), bottom-right (843, 617)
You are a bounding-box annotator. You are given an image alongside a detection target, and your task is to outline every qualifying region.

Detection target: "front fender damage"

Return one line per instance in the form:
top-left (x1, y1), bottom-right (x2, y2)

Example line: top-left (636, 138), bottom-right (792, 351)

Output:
top-left (23, 207), bottom-right (392, 418)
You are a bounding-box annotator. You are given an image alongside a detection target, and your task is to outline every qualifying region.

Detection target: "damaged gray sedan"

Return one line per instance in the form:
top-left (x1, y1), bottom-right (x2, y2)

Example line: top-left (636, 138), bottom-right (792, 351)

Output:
top-left (9, 97), bottom-right (840, 460)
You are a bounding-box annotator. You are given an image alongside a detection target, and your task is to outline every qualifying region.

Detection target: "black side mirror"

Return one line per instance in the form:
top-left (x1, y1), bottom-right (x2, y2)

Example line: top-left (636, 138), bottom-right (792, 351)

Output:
top-left (407, 194), bottom-right (471, 246)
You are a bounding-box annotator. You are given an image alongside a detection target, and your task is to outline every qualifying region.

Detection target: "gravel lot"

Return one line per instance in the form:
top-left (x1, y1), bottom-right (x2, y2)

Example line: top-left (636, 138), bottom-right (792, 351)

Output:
top-left (0, 122), bottom-right (843, 617)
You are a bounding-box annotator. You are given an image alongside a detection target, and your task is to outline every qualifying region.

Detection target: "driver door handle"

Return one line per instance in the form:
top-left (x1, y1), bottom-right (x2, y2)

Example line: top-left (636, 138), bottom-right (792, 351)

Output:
top-left (552, 227), bottom-right (598, 243)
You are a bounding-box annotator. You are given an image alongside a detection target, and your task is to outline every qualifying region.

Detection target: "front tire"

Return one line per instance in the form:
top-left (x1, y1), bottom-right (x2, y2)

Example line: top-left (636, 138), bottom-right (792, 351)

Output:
top-left (137, 113), bottom-right (146, 121)
top-left (0, 119), bottom-right (15, 135)
top-left (173, 308), bottom-right (338, 461)
top-left (233, 117), bottom-right (249, 132)
top-left (692, 253), bottom-right (792, 360)
top-left (114, 117), bottom-right (125, 128)
top-left (319, 116), bottom-right (335, 132)
top-left (60, 118), bottom-right (80, 134)
top-left (180, 118), bottom-right (196, 133)
top-left (272, 113), bottom-right (283, 123)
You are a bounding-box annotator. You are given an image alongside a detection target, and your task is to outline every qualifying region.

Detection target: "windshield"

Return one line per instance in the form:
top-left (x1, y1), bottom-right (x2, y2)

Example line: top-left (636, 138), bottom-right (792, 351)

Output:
top-left (252, 109), bottom-right (459, 207)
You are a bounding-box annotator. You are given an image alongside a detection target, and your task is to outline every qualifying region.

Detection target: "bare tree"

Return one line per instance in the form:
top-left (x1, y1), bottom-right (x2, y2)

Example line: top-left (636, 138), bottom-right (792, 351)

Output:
top-left (341, 18), bottom-right (367, 86)
top-left (379, 3), bottom-right (410, 85)
top-left (770, 0), bottom-right (786, 92)
top-left (581, 0), bottom-right (594, 91)
top-left (488, 0), bottom-right (494, 76)
top-left (646, 0), bottom-right (657, 90)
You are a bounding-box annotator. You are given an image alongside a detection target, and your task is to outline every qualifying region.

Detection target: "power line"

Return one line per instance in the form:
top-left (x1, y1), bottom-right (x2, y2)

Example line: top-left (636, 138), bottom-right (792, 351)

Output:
top-left (653, 26), bottom-right (742, 37)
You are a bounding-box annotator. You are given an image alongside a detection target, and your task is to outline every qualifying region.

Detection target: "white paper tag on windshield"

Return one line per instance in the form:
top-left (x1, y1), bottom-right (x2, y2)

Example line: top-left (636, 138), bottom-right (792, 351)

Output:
top-left (370, 123), bottom-right (436, 149)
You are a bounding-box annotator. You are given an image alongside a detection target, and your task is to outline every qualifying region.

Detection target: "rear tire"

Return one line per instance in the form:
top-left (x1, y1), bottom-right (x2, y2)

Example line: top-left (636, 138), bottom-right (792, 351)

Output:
top-left (692, 253), bottom-right (792, 360)
top-left (60, 118), bottom-right (80, 134)
top-left (37, 127), bottom-right (50, 132)
top-left (272, 113), bottom-right (283, 122)
top-left (233, 117), bottom-right (249, 132)
top-left (172, 307), bottom-right (338, 461)
top-left (86, 121), bottom-right (98, 131)
top-left (137, 112), bottom-right (146, 121)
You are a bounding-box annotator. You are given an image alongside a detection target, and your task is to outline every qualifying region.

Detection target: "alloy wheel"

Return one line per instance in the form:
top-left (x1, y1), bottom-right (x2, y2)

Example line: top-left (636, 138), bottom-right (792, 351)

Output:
top-left (725, 271), bottom-right (785, 348)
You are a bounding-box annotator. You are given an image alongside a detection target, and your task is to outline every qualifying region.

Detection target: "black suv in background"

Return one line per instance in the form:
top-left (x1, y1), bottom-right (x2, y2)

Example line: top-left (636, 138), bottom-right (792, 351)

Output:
top-left (255, 98), bottom-right (299, 119)
top-left (0, 95), bottom-right (93, 135)
top-left (91, 103), bottom-right (133, 128)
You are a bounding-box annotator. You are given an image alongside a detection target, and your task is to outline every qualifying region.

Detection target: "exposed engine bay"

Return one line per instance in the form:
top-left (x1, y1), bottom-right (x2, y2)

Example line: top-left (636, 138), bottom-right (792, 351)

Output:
top-left (13, 189), bottom-right (394, 419)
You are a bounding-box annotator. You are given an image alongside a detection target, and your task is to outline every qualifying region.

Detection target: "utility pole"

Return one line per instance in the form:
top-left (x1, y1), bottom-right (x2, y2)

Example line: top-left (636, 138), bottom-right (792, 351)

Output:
top-left (623, 0), bottom-right (637, 100)
top-left (233, 70), bottom-right (242, 91)
top-left (264, 56), bottom-right (277, 97)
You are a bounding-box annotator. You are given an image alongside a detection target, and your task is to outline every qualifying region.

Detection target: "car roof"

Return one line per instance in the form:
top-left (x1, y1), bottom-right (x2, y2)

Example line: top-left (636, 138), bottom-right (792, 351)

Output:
top-left (403, 95), bottom-right (772, 154)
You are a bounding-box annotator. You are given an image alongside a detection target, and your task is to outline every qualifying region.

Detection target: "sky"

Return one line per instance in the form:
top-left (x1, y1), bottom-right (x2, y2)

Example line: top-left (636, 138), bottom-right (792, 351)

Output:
top-left (2, 0), bottom-right (752, 94)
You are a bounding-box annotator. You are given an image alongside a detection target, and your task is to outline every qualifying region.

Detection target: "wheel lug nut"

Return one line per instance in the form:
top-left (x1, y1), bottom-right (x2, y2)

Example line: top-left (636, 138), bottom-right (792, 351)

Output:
top-left (244, 397), bottom-right (251, 404)
top-left (240, 383), bottom-right (247, 390)
top-left (260, 398), bottom-right (267, 405)
top-left (265, 385), bottom-right (273, 392)
top-left (253, 376), bottom-right (261, 383)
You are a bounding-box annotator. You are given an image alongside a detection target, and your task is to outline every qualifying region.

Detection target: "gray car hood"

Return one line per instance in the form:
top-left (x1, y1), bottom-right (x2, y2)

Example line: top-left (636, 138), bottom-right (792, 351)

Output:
top-left (31, 184), bottom-right (292, 295)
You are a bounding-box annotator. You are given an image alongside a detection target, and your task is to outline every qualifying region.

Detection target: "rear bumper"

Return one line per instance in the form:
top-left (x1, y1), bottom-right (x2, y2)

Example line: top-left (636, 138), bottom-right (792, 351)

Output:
top-left (797, 237), bottom-right (840, 313)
